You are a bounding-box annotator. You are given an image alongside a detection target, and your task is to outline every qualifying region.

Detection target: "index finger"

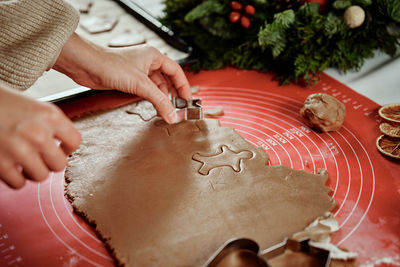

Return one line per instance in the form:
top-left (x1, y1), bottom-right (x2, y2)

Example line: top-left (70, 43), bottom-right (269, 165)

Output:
top-left (158, 56), bottom-right (192, 99)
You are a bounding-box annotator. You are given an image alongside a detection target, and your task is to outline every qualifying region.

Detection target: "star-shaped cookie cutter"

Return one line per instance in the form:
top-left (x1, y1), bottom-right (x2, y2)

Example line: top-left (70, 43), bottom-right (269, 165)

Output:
top-left (172, 97), bottom-right (202, 121)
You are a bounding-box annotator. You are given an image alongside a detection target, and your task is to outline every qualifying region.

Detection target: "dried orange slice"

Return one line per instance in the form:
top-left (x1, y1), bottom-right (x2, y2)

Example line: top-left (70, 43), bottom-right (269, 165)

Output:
top-left (378, 104), bottom-right (400, 124)
top-left (379, 123), bottom-right (400, 138)
top-left (376, 135), bottom-right (400, 160)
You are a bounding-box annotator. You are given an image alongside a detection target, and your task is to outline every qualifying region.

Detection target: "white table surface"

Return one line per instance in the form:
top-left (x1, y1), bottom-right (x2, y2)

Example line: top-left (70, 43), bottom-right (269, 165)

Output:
top-left (325, 51), bottom-right (400, 105)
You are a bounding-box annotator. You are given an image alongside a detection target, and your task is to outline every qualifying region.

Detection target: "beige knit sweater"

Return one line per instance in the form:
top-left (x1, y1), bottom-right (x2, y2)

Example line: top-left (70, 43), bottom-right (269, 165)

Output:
top-left (0, 0), bottom-right (79, 90)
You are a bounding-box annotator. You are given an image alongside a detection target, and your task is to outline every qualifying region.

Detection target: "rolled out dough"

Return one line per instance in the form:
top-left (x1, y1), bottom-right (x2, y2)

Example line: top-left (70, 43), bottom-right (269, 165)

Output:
top-left (65, 101), bottom-right (336, 266)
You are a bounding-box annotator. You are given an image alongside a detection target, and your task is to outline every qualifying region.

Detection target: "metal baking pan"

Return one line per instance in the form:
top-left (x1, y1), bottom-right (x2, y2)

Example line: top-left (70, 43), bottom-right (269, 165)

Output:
top-left (39, 0), bottom-right (195, 103)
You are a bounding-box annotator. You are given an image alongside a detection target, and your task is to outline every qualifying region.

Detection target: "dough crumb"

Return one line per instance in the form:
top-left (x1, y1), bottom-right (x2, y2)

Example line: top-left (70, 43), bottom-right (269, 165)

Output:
top-left (204, 107), bottom-right (224, 117)
top-left (292, 212), bottom-right (358, 261)
top-left (190, 85), bottom-right (200, 94)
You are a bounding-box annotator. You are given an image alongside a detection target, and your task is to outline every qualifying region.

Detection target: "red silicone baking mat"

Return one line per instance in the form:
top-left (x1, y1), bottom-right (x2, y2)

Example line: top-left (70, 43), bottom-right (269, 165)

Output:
top-left (0, 68), bottom-right (399, 266)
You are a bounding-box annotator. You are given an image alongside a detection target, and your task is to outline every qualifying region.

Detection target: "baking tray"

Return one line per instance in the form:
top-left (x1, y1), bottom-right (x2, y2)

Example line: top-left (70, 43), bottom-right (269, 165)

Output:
top-left (30, 0), bottom-right (195, 103)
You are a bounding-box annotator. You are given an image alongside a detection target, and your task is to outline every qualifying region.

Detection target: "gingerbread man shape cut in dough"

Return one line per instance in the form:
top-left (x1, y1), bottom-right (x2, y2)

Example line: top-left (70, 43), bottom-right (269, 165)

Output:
top-left (192, 145), bottom-right (253, 175)
top-left (126, 101), bottom-right (157, 121)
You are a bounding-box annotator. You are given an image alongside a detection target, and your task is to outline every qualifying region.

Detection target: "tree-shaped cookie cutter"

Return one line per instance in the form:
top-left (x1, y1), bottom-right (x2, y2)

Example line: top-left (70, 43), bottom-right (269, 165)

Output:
top-left (172, 97), bottom-right (202, 121)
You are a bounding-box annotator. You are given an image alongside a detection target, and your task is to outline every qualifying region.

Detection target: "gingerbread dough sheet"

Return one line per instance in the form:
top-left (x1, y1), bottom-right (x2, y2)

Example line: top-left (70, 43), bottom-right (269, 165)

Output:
top-left (65, 101), bottom-right (335, 266)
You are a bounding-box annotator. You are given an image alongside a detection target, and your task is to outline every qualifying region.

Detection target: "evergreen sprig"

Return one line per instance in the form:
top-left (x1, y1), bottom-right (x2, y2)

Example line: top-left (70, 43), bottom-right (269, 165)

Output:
top-left (258, 10), bottom-right (295, 58)
top-left (162, 0), bottom-right (400, 85)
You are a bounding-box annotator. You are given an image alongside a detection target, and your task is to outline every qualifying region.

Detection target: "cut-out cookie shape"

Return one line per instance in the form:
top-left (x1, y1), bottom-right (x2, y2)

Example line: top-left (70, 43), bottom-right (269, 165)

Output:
top-left (69, 0), bottom-right (93, 14)
top-left (193, 145), bottom-right (253, 175)
top-left (126, 101), bottom-right (157, 121)
top-left (108, 30), bottom-right (146, 47)
top-left (80, 15), bottom-right (118, 34)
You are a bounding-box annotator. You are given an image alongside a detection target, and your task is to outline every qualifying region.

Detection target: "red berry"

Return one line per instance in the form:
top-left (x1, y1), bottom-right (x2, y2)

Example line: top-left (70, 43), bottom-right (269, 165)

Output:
top-left (229, 1), bottom-right (243, 11)
top-left (244, 5), bottom-right (255, 15)
top-left (240, 16), bottom-right (251, 29)
top-left (306, 0), bottom-right (328, 12)
top-left (229, 11), bottom-right (241, 23)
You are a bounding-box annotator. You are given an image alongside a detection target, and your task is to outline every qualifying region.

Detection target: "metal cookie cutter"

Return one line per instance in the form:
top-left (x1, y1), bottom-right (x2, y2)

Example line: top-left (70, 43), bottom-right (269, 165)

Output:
top-left (263, 238), bottom-right (331, 267)
top-left (204, 238), bottom-right (269, 267)
top-left (204, 237), bottom-right (331, 267)
top-left (172, 97), bottom-right (202, 121)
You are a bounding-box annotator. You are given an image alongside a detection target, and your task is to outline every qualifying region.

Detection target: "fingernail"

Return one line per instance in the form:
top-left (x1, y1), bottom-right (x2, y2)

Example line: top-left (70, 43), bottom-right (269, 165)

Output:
top-left (167, 110), bottom-right (177, 124)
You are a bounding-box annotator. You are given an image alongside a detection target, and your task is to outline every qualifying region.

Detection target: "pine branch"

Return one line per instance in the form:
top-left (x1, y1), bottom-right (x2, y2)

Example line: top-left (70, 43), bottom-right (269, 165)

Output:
top-left (184, 0), bottom-right (225, 22)
top-left (258, 10), bottom-right (295, 58)
top-left (377, 0), bottom-right (400, 22)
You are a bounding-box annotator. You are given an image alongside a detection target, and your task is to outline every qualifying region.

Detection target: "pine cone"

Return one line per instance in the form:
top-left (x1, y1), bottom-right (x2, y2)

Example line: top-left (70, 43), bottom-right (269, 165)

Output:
top-left (274, 0), bottom-right (306, 11)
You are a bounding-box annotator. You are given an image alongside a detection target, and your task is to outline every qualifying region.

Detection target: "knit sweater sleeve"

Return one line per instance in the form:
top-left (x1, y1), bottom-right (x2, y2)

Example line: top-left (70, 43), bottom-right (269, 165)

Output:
top-left (0, 0), bottom-right (79, 90)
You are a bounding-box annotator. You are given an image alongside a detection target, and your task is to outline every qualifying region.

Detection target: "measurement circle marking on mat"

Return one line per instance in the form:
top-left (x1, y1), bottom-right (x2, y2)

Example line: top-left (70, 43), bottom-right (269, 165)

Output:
top-left (35, 85), bottom-right (375, 265)
top-left (38, 174), bottom-right (112, 266)
top-left (199, 86), bottom-right (375, 246)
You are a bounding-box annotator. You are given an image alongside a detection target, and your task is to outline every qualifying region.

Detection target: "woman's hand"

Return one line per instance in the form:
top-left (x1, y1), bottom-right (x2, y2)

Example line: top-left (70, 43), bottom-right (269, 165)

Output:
top-left (54, 33), bottom-right (192, 124)
top-left (0, 84), bottom-right (81, 189)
